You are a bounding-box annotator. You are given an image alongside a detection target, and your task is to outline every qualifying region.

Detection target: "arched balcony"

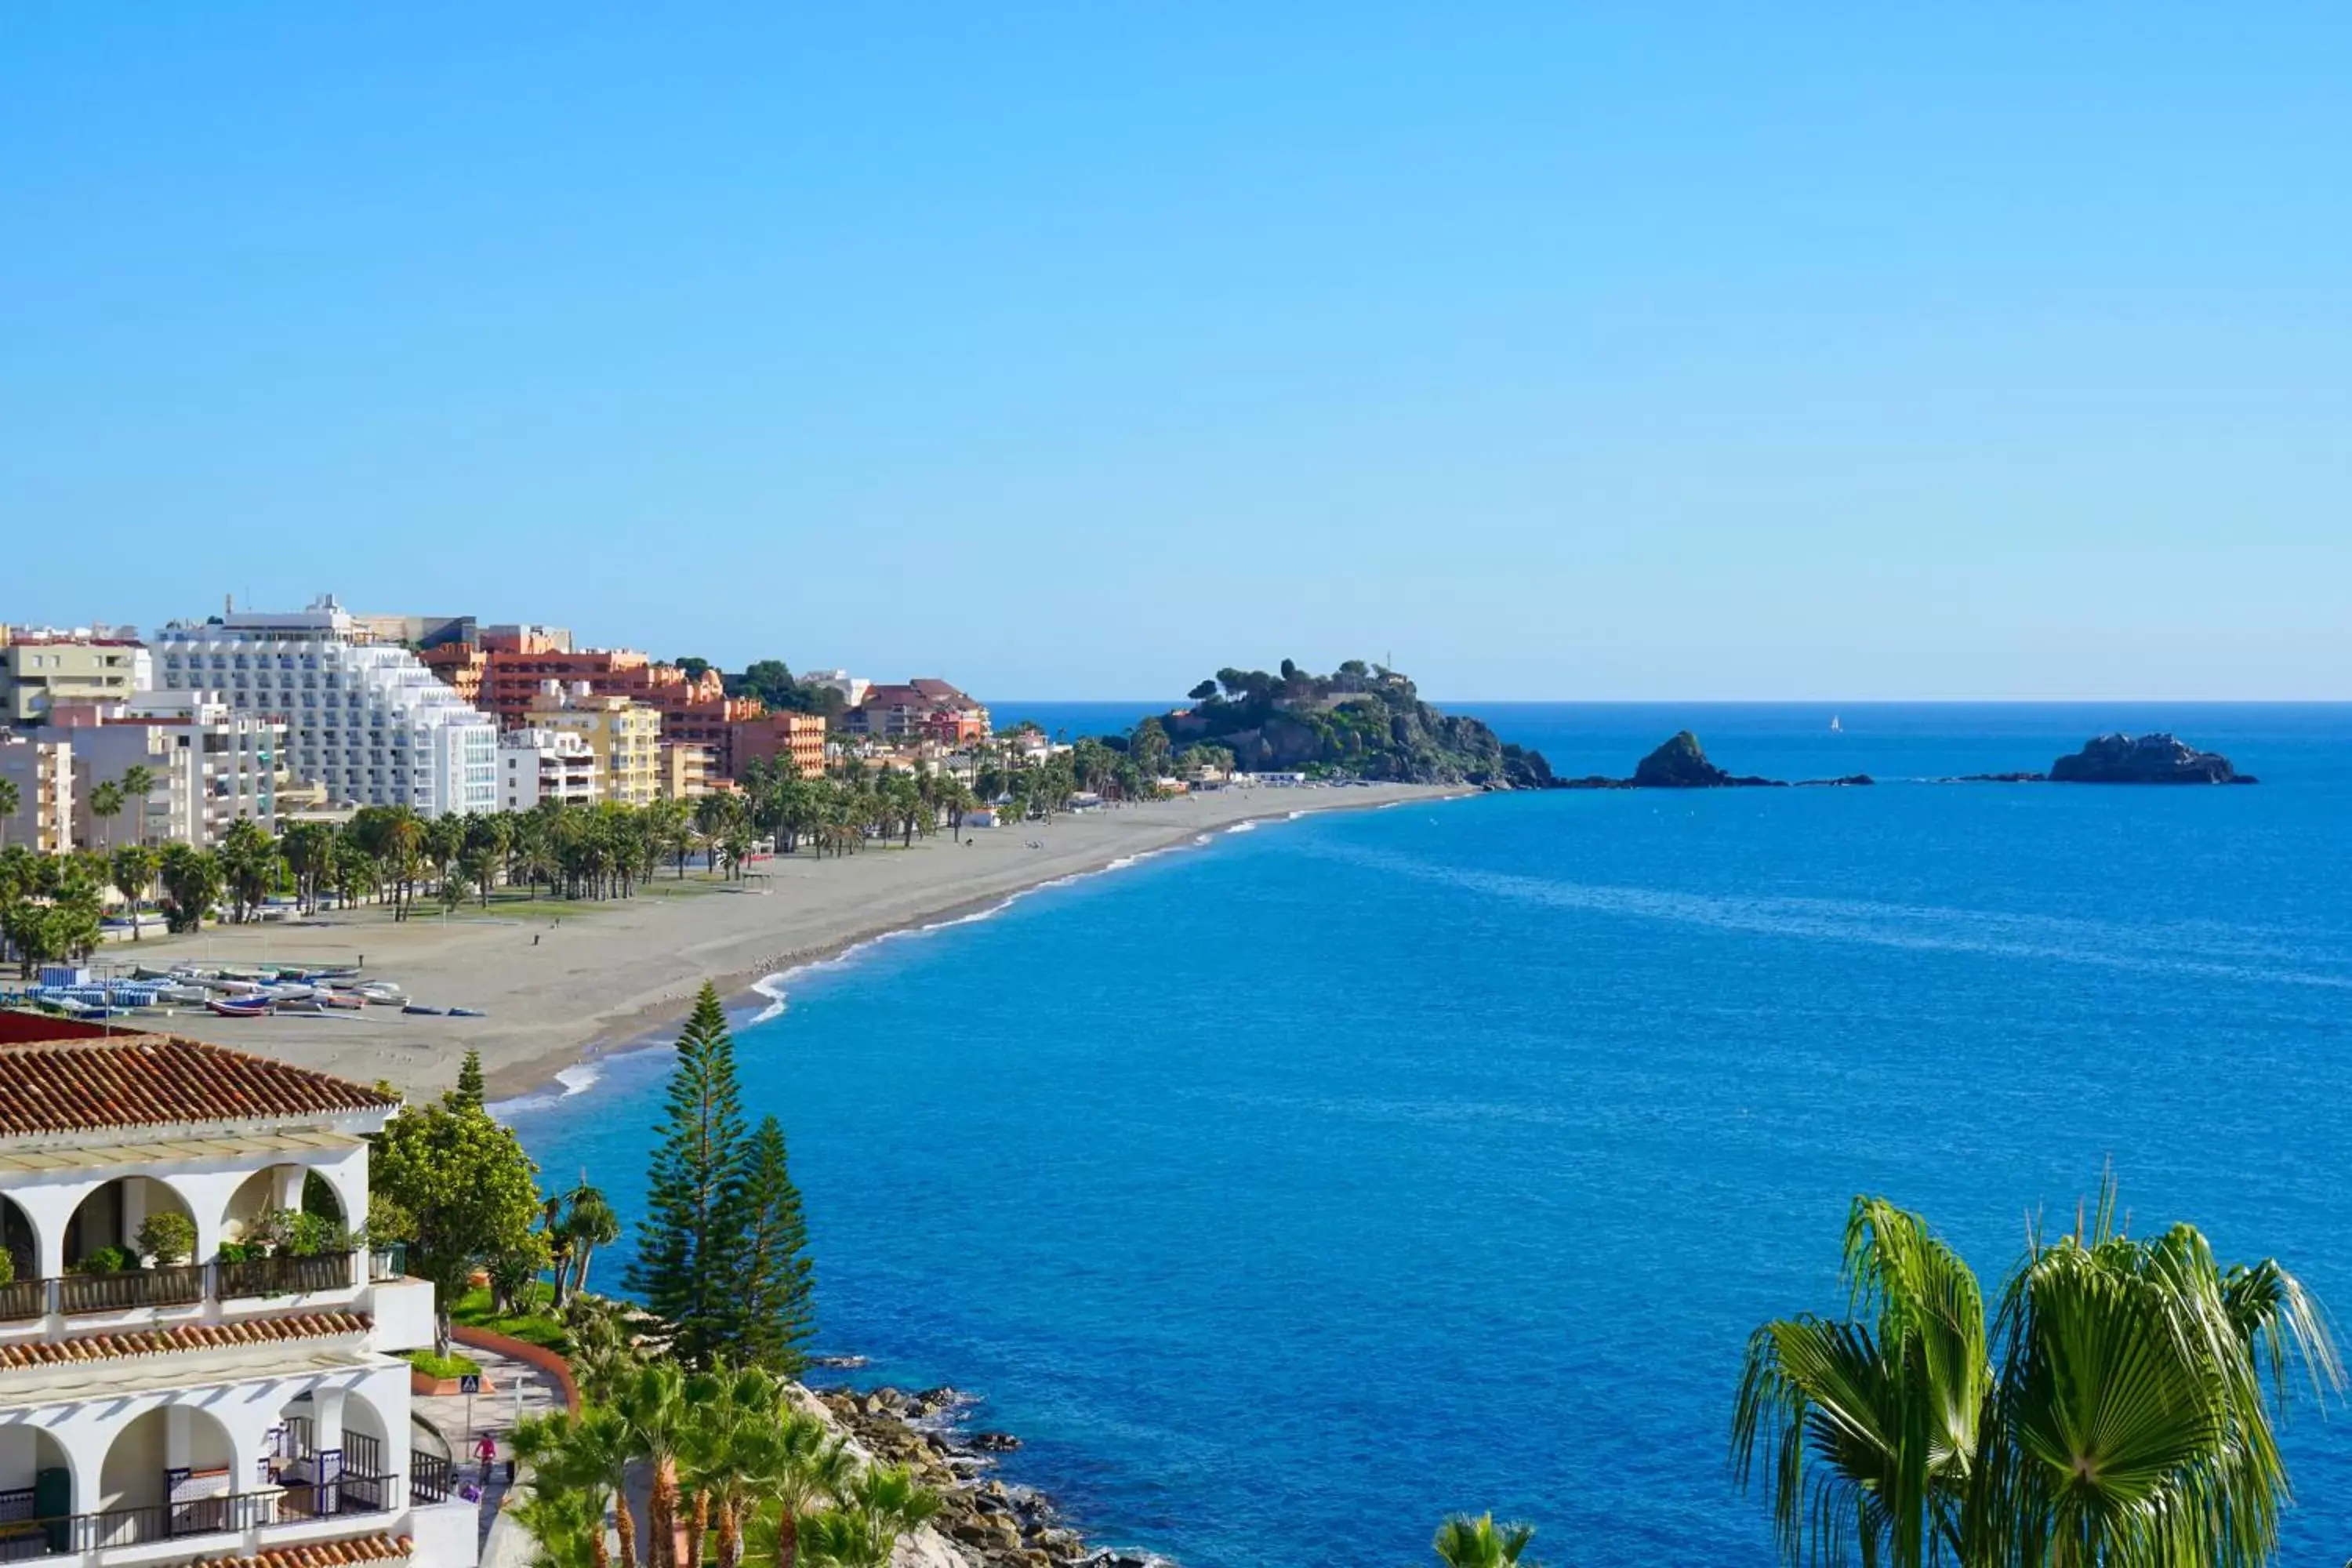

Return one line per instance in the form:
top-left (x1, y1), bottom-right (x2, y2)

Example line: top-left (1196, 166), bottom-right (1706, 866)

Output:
top-left (56, 1178), bottom-right (204, 1316)
top-left (0, 1427), bottom-right (71, 1558)
top-left (85, 1404), bottom-right (247, 1550)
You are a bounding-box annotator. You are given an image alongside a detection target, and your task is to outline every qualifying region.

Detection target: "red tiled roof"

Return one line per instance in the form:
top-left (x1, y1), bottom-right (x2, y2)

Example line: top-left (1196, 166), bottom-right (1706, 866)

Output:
top-left (0, 1030), bottom-right (397, 1135)
top-left (0, 1313), bottom-right (371, 1372)
top-left (193, 1534), bottom-right (412, 1568)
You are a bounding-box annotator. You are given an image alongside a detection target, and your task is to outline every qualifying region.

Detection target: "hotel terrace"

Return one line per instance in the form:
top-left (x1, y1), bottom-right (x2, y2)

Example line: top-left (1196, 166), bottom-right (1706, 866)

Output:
top-left (0, 1014), bottom-right (476, 1568)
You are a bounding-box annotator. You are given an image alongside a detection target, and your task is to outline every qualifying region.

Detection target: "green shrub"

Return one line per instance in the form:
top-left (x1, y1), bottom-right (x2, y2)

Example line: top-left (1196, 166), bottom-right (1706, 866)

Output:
top-left (215, 1241), bottom-right (256, 1265)
top-left (405, 1350), bottom-right (481, 1380)
top-left (0, 1250), bottom-right (15, 1286)
top-left (74, 1246), bottom-right (136, 1276)
top-left (289, 1211), bottom-right (350, 1258)
top-left (136, 1211), bottom-right (197, 1266)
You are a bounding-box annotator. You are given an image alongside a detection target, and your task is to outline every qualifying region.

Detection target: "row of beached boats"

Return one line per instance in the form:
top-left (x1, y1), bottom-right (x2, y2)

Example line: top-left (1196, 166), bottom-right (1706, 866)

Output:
top-left (19, 963), bottom-right (482, 1021)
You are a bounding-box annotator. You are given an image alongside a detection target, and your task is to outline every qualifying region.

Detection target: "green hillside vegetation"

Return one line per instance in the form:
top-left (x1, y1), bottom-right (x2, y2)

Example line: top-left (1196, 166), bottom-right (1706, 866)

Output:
top-left (1141, 660), bottom-right (1556, 788)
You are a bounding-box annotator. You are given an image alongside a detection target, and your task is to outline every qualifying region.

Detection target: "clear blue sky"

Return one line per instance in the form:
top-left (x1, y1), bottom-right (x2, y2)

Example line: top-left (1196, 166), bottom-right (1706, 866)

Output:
top-left (5, 6), bottom-right (2347, 701)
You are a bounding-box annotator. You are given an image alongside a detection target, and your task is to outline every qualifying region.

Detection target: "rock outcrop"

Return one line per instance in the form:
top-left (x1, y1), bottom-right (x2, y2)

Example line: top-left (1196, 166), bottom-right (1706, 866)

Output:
top-left (1630, 731), bottom-right (1780, 788)
top-left (2048, 732), bottom-right (2254, 785)
top-left (1558, 731), bottom-right (1874, 790)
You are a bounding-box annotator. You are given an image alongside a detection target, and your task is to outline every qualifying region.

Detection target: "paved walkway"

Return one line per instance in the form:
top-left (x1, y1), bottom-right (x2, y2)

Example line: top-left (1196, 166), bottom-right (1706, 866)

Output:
top-left (409, 1338), bottom-right (568, 1553)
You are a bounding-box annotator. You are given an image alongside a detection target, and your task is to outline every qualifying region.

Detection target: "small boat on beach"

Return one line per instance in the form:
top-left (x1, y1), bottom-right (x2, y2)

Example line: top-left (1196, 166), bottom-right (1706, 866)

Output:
top-left (447, 1007), bottom-right (485, 1018)
top-left (319, 993), bottom-right (364, 1011)
top-left (206, 999), bottom-right (270, 1018)
top-left (401, 1004), bottom-right (445, 1016)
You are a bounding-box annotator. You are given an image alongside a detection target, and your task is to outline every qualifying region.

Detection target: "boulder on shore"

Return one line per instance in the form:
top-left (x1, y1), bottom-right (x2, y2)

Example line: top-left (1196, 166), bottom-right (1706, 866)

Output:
top-left (2049, 733), bottom-right (2254, 785)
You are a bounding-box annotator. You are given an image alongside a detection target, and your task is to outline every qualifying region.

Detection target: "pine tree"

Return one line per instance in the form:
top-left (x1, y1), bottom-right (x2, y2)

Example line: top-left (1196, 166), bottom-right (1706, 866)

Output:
top-left (448, 1048), bottom-right (487, 1111)
top-left (624, 982), bottom-right (747, 1364)
top-left (725, 1115), bottom-right (816, 1371)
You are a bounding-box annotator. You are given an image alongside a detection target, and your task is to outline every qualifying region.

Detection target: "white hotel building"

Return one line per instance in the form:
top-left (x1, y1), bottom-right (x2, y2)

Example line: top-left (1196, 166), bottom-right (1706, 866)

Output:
top-left (154, 600), bottom-right (495, 820)
top-left (0, 1018), bottom-right (477, 1567)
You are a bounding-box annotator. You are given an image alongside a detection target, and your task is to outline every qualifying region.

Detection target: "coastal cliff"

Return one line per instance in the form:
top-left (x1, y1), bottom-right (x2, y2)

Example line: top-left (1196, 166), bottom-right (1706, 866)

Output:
top-left (1142, 661), bottom-right (1555, 788)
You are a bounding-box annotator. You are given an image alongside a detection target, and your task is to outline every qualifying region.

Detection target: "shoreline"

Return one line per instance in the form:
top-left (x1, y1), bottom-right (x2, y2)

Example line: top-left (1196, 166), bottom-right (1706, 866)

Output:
top-left (131, 782), bottom-right (1472, 1102)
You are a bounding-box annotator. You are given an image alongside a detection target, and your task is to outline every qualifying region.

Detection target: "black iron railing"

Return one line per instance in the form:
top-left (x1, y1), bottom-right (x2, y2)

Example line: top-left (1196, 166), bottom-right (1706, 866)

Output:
top-left (411, 1450), bottom-right (454, 1505)
top-left (0, 1479), bottom-right (411, 1563)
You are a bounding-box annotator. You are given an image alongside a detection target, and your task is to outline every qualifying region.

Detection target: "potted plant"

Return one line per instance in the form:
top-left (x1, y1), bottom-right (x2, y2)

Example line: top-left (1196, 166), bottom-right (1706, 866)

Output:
top-left (136, 1212), bottom-right (197, 1269)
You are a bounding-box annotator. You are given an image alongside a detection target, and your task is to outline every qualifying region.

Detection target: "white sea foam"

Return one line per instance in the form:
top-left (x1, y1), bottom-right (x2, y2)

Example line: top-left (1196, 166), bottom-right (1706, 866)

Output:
top-left (1225, 820), bottom-right (1258, 834)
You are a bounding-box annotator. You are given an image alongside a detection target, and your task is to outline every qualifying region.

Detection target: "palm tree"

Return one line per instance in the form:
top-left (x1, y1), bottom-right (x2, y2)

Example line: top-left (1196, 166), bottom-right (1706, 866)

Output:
top-left (87, 778), bottom-right (123, 852)
top-left (514, 1405), bottom-right (639, 1568)
top-left (1432, 1514), bottom-right (1542, 1568)
top-left (790, 1465), bottom-right (938, 1568)
top-left (109, 845), bottom-right (158, 939)
top-left (616, 1362), bottom-right (694, 1568)
top-left (1733, 1185), bottom-right (2339, 1568)
top-left (561, 1180), bottom-right (621, 1304)
top-left (118, 763), bottom-right (156, 846)
top-left (742, 1406), bottom-right (854, 1568)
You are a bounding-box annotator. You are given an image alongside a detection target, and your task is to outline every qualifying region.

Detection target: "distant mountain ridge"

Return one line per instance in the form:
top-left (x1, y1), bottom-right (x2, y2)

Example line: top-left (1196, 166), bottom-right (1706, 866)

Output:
top-left (1137, 661), bottom-right (1557, 788)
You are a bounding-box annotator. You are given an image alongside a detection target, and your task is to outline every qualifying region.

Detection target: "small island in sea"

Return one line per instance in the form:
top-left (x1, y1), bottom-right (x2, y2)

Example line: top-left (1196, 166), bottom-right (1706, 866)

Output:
top-left (1125, 660), bottom-right (1560, 788)
top-left (1556, 730), bottom-right (1874, 789)
top-left (1957, 732), bottom-right (2256, 786)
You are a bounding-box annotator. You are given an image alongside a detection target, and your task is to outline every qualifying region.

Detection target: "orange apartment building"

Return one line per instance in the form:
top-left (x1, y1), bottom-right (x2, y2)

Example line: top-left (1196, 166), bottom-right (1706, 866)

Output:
top-left (423, 628), bottom-right (763, 776)
top-left (731, 710), bottom-right (829, 779)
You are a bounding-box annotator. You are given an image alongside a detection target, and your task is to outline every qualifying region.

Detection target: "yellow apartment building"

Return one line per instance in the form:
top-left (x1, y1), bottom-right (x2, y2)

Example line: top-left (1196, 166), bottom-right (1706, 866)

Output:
top-left (524, 681), bottom-right (661, 807)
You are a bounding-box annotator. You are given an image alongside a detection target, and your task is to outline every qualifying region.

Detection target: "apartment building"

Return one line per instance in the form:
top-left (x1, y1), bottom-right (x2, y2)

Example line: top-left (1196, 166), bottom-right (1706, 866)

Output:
top-left (0, 630), bottom-right (148, 728)
top-left (655, 742), bottom-right (712, 802)
top-left (523, 683), bottom-right (660, 808)
top-left (496, 728), bottom-right (598, 811)
top-left (0, 1013), bottom-right (477, 1568)
top-left (728, 711), bottom-right (828, 780)
top-left (841, 679), bottom-right (992, 743)
top-left (423, 631), bottom-right (757, 777)
top-left (153, 598), bottom-right (496, 819)
top-left (34, 695), bottom-right (281, 850)
top-left (0, 739), bottom-right (74, 855)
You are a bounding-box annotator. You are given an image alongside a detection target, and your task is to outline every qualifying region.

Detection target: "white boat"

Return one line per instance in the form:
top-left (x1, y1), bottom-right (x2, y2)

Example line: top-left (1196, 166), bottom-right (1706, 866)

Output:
top-left (1830, 714), bottom-right (1842, 733)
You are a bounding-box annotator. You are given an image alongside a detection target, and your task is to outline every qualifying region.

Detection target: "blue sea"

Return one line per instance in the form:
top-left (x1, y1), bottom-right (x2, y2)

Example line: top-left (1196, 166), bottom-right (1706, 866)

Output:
top-left (507, 703), bottom-right (2352, 1568)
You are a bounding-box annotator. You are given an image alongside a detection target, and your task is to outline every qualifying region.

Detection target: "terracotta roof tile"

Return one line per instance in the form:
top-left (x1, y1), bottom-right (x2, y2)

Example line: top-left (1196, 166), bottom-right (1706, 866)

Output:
top-left (0, 1312), bottom-right (370, 1371)
top-left (0, 1032), bottom-right (397, 1136)
top-left (191, 1534), bottom-right (412, 1568)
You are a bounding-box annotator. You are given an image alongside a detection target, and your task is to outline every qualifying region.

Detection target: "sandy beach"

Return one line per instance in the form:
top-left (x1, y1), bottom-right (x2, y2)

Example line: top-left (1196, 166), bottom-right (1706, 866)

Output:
top-left (125, 783), bottom-right (1465, 1099)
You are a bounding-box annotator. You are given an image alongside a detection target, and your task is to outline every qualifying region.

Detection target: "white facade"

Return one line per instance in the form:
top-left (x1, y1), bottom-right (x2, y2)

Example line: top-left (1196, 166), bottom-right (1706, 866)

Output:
top-left (153, 597), bottom-right (496, 819)
top-left (0, 737), bottom-right (74, 855)
top-left (0, 1036), bottom-right (477, 1568)
top-left (33, 695), bottom-right (281, 850)
top-left (805, 670), bottom-right (870, 709)
top-left (496, 728), bottom-right (597, 811)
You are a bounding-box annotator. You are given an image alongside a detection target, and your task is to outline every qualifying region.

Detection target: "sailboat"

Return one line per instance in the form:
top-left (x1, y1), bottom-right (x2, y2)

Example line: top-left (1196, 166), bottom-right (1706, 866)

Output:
top-left (1829, 714), bottom-right (1842, 733)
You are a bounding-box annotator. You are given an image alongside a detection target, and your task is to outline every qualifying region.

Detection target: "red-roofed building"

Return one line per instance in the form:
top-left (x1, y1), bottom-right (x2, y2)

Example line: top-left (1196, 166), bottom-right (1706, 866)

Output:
top-left (0, 1018), bottom-right (481, 1568)
top-left (840, 679), bottom-right (990, 743)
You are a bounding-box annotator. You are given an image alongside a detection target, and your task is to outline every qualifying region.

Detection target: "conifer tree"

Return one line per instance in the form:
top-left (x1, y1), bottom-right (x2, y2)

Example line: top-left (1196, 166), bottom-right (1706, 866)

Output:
top-left (449, 1048), bottom-right (487, 1111)
top-left (726, 1114), bottom-right (816, 1371)
top-left (625, 982), bottom-right (747, 1364)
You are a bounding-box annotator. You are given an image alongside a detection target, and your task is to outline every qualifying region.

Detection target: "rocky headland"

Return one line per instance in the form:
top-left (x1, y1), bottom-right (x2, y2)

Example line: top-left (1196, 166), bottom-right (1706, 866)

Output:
top-left (1955, 733), bottom-right (2256, 786)
top-left (812, 1382), bottom-right (1161, 1568)
top-left (1556, 731), bottom-right (1875, 790)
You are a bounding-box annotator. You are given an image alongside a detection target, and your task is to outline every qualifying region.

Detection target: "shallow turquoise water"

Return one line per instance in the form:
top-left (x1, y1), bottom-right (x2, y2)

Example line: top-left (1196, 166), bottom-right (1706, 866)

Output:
top-left (510, 704), bottom-right (2352, 1566)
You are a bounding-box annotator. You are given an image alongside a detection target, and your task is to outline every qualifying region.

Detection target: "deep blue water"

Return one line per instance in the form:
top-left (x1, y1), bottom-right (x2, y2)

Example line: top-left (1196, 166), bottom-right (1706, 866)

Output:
top-left (509, 703), bottom-right (2352, 1567)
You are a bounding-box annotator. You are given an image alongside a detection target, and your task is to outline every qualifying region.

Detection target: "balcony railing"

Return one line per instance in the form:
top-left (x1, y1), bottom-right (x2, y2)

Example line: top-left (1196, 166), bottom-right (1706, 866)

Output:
top-left (0, 1478), bottom-right (408, 1562)
top-left (56, 1264), bottom-right (205, 1316)
top-left (217, 1250), bottom-right (354, 1301)
top-left (0, 1253), bottom-right (364, 1323)
top-left (409, 1451), bottom-right (454, 1505)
